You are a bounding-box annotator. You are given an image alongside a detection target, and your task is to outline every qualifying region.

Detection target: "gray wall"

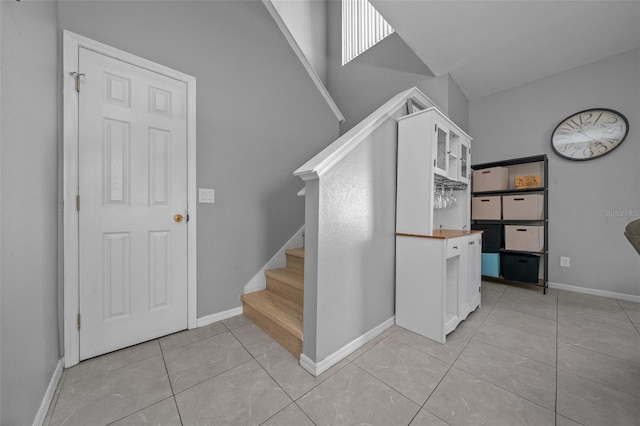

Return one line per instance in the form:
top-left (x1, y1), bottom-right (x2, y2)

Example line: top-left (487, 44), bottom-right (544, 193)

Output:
top-left (1, 1), bottom-right (61, 424)
top-left (470, 48), bottom-right (640, 296)
top-left (58, 0), bottom-right (340, 317)
top-left (302, 106), bottom-right (409, 363)
top-left (326, 0), bottom-right (469, 134)
top-left (0, 1), bottom-right (339, 422)
top-left (271, 0), bottom-right (328, 83)
top-left (447, 74), bottom-right (469, 133)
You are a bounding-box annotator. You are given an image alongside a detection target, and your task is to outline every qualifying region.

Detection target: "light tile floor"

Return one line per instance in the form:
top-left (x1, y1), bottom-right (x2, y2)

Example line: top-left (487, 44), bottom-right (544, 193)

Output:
top-left (44, 282), bottom-right (640, 426)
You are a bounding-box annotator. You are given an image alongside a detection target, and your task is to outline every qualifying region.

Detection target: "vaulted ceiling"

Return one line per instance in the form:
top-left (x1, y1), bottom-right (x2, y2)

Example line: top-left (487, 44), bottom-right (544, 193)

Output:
top-left (371, 0), bottom-right (640, 100)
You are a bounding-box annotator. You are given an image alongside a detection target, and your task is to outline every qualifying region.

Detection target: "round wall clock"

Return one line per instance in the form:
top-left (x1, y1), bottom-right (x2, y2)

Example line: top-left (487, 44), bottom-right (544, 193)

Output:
top-left (551, 108), bottom-right (629, 161)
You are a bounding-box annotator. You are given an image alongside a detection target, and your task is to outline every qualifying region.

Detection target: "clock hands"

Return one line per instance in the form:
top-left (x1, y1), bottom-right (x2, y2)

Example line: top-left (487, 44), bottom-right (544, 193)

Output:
top-left (577, 128), bottom-right (603, 144)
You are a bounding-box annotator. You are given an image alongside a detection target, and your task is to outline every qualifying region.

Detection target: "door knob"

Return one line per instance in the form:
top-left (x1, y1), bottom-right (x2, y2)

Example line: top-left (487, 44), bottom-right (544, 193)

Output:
top-left (173, 214), bottom-right (184, 223)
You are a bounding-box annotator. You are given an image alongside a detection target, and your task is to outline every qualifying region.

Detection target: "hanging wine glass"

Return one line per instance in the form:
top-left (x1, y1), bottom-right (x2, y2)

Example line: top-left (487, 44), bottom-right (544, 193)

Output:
top-left (441, 184), bottom-right (449, 209)
top-left (449, 188), bottom-right (456, 208)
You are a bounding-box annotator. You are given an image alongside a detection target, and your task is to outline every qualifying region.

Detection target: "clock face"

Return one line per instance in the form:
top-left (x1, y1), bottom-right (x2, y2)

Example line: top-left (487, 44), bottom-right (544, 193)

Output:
top-left (551, 108), bottom-right (629, 161)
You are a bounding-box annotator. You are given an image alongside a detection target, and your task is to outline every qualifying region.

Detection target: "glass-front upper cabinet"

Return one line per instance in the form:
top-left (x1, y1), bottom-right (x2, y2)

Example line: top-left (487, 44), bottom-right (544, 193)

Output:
top-left (434, 117), bottom-right (466, 182)
top-left (434, 119), bottom-right (450, 178)
top-left (459, 137), bottom-right (471, 184)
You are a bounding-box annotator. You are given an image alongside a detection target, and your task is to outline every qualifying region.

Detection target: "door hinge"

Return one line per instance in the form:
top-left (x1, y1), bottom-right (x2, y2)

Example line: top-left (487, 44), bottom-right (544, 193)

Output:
top-left (77, 313), bottom-right (81, 330)
top-left (76, 194), bottom-right (80, 212)
top-left (70, 72), bottom-right (85, 93)
top-left (186, 214), bottom-right (190, 222)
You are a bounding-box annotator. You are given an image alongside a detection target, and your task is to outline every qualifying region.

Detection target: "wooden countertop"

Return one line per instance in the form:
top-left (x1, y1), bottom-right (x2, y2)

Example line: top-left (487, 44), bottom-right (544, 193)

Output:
top-left (396, 229), bottom-right (483, 240)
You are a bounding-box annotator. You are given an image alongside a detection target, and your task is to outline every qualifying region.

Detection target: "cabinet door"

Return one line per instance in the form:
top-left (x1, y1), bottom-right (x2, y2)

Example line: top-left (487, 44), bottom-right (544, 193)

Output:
top-left (459, 137), bottom-right (471, 184)
top-left (457, 236), bottom-right (470, 316)
top-left (467, 234), bottom-right (482, 308)
top-left (433, 119), bottom-right (449, 178)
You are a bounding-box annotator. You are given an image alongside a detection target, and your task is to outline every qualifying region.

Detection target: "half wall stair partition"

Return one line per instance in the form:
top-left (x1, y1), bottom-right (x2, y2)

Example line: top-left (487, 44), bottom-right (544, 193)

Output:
top-left (294, 88), bottom-right (439, 376)
top-left (242, 88), bottom-right (444, 376)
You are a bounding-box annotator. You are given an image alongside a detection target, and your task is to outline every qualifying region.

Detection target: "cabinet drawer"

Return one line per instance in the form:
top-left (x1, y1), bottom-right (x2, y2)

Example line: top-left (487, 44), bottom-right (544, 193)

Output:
top-left (505, 225), bottom-right (544, 252)
top-left (446, 238), bottom-right (463, 258)
top-left (472, 196), bottom-right (501, 220)
top-left (503, 194), bottom-right (544, 220)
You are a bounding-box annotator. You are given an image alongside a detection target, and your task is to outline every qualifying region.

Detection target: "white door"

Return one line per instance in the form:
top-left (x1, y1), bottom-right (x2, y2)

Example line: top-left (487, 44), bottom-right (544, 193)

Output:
top-left (78, 47), bottom-right (188, 360)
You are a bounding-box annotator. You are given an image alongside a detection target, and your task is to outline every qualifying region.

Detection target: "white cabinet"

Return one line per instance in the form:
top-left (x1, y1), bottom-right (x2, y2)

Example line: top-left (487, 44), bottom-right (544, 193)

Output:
top-left (396, 106), bottom-right (480, 343)
top-left (396, 232), bottom-right (482, 344)
top-left (396, 107), bottom-right (473, 235)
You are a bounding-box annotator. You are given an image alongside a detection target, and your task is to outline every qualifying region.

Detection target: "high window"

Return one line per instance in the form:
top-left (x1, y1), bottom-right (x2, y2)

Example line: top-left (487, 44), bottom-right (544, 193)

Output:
top-left (342, 0), bottom-right (395, 65)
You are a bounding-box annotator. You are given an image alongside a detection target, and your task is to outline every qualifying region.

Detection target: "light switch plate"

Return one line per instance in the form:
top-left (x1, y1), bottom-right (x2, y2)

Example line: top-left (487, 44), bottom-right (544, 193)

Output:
top-left (199, 188), bottom-right (215, 203)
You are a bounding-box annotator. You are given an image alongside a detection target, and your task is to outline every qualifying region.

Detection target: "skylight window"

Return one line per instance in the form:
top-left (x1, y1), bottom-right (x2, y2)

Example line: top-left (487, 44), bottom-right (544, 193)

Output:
top-left (342, 0), bottom-right (395, 65)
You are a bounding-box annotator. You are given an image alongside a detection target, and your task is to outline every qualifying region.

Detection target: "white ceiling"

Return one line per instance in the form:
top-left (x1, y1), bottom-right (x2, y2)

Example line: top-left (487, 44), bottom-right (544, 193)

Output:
top-left (370, 0), bottom-right (640, 100)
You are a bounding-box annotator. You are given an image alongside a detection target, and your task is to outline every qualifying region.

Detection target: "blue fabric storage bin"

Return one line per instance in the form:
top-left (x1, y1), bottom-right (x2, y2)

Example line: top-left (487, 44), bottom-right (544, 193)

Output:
top-left (481, 252), bottom-right (500, 277)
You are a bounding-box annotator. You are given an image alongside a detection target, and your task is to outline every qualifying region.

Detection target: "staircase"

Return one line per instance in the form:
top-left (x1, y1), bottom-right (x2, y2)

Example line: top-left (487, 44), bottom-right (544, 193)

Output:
top-left (240, 246), bottom-right (304, 357)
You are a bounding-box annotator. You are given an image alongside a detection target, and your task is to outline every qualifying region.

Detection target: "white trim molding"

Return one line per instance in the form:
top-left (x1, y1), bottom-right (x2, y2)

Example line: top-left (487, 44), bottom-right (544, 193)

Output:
top-left (197, 307), bottom-right (244, 328)
top-left (294, 87), bottom-right (437, 182)
top-left (262, 0), bottom-right (344, 123)
top-left (244, 226), bottom-right (305, 294)
top-left (33, 358), bottom-right (64, 426)
top-left (548, 281), bottom-right (640, 303)
top-left (62, 30), bottom-right (197, 367)
top-left (300, 316), bottom-right (395, 377)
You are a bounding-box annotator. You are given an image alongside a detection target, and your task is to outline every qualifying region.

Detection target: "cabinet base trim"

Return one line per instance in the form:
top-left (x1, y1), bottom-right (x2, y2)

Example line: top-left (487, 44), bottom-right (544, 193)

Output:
top-left (548, 281), bottom-right (640, 303)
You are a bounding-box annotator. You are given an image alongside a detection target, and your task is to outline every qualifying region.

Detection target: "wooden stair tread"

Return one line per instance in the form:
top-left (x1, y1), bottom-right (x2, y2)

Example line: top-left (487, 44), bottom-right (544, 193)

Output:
top-left (265, 268), bottom-right (303, 291)
top-left (240, 290), bottom-right (302, 340)
top-left (285, 247), bottom-right (305, 259)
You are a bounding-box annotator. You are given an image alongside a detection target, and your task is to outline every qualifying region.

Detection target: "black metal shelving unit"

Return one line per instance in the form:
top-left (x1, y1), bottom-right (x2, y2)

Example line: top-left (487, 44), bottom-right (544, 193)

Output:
top-left (471, 155), bottom-right (549, 293)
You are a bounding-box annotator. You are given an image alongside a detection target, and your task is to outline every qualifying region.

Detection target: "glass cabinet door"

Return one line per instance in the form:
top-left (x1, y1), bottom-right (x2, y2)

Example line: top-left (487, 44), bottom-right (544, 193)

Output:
top-left (459, 139), bottom-right (470, 184)
top-left (434, 124), bottom-right (449, 177)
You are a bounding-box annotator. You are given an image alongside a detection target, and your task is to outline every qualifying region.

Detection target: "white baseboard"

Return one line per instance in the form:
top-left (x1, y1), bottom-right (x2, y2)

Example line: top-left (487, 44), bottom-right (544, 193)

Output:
top-left (548, 281), bottom-right (640, 303)
top-left (33, 357), bottom-right (64, 426)
top-left (300, 316), bottom-right (395, 377)
top-left (244, 226), bottom-right (305, 294)
top-left (196, 306), bottom-right (243, 328)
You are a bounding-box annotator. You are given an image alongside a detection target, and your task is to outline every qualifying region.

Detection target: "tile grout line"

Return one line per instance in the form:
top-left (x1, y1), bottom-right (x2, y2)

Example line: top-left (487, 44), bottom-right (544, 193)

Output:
top-left (555, 336), bottom-right (640, 366)
top-left (104, 396), bottom-right (178, 426)
top-left (447, 287), bottom-right (558, 418)
top-left (339, 329), bottom-right (439, 426)
top-left (232, 326), bottom-right (323, 425)
top-left (616, 298), bottom-right (637, 326)
top-left (346, 362), bottom-right (425, 425)
top-left (102, 339), bottom-right (180, 426)
top-left (408, 285), bottom-right (507, 426)
top-left (158, 338), bottom-right (185, 426)
top-left (255, 343), bottom-right (353, 422)
top-left (160, 325), bottom-right (258, 398)
top-left (160, 322), bottom-right (230, 354)
top-left (556, 360), bottom-right (640, 401)
top-left (557, 300), bottom-right (640, 401)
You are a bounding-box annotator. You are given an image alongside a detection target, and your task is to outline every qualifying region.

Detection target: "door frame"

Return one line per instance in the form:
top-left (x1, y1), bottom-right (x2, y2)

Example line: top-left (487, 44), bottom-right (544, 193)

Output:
top-left (62, 30), bottom-right (197, 368)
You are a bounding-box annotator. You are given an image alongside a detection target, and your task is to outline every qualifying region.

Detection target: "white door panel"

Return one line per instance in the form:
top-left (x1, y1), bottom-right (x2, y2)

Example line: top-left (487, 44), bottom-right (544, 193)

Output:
top-left (78, 47), bottom-right (188, 360)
